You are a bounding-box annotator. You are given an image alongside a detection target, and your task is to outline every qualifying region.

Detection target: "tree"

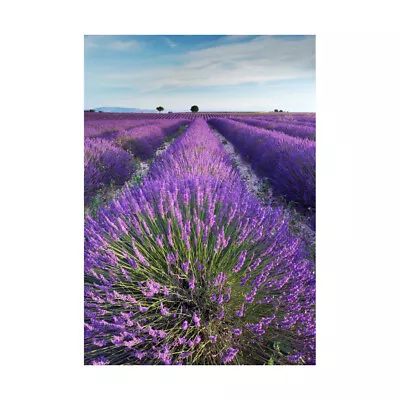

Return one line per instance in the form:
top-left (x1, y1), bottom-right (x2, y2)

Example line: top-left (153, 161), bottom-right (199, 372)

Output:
top-left (190, 105), bottom-right (199, 113)
top-left (156, 106), bottom-right (164, 113)
top-left (279, 110), bottom-right (283, 113)
top-left (274, 109), bottom-right (279, 112)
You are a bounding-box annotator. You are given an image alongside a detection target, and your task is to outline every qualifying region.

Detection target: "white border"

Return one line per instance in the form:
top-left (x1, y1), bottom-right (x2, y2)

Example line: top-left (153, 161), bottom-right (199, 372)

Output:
top-left (2, 1), bottom-right (400, 399)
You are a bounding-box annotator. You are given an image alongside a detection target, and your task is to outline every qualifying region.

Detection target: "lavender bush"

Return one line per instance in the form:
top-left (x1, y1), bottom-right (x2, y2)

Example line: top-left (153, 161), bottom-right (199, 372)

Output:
top-left (84, 120), bottom-right (315, 365)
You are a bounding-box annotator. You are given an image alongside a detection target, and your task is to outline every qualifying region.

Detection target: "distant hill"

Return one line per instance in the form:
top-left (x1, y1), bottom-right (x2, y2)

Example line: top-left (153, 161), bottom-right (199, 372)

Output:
top-left (93, 107), bottom-right (156, 113)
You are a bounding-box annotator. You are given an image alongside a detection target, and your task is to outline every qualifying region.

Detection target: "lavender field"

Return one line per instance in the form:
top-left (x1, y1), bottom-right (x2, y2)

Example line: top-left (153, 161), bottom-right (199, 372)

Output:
top-left (84, 111), bottom-right (316, 365)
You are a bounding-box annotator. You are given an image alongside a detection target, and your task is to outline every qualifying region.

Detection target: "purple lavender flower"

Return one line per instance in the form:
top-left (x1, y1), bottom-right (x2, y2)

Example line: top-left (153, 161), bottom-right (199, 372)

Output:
top-left (178, 337), bottom-right (187, 345)
top-left (193, 312), bottom-right (200, 327)
top-left (222, 348), bottom-right (239, 364)
top-left (236, 304), bottom-right (245, 318)
top-left (92, 339), bottom-right (107, 347)
top-left (232, 328), bottom-right (242, 336)
top-left (160, 302), bottom-right (170, 317)
top-left (181, 261), bottom-right (190, 275)
top-left (209, 335), bottom-right (217, 343)
top-left (156, 236), bottom-right (164, 248)
top-left (92, 356), bottom-right (110, 365)
top-left (189, 274), bottom-right (195, 291)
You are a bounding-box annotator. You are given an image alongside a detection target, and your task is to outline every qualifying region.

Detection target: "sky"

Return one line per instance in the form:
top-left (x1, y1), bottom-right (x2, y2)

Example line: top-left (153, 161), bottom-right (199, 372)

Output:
top-left (84, 35), bottom-right (315, 112)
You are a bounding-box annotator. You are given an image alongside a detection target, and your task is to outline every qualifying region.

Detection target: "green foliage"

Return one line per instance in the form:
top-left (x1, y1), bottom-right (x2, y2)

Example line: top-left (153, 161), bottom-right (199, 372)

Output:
top-left (190, 105), bottom-right (199, 113)
top-left (156, 106), bottom-right (164, 113)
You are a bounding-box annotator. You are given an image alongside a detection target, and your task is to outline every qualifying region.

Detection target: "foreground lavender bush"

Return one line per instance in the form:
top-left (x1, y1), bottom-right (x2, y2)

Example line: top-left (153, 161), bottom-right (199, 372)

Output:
top-left (209, 118), bottom-right (316, 209)
top-left (84, 138), bottom-right (134, 205)
top-left (84, 120), bottom-right (315, 365)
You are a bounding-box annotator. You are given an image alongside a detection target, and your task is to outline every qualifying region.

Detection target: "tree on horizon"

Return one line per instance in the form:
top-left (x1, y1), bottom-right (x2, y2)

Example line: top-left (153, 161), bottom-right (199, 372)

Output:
top-left (156, 106), bottom-right (164, 113)
top-left (190, 105), bottom-right (199, 113)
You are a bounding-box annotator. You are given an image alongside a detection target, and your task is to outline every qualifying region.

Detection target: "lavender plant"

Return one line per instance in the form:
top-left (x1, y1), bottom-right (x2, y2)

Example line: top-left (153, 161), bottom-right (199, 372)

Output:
top-left (84, 120), bottom-right (315, 365)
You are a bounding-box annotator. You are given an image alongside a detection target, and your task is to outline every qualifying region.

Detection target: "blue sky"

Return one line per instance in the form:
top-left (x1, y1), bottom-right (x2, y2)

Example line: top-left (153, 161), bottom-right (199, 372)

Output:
top-left (84, 35), bottom-right (315, 112)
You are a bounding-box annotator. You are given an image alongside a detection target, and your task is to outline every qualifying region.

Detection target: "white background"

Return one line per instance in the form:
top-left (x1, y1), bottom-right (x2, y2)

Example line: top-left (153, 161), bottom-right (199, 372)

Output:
top-left (1, 0), bottom-right (399, 399)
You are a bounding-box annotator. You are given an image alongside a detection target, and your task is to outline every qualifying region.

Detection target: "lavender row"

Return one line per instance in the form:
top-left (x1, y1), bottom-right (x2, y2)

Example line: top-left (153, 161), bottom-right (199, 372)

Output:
top-left (209, 118), bottom-right (316, 209)
top-left (84, 119), bottom-right (188, 206)
top-left (84, 119), bottom-right (315, 365)
top-left (112, 119), bottom-right (189, 159)
top-left (233, 117), bottom-right (316, 141)
top-left (84, 139), bottom-right (135, 205)
top-left (255, 115), bottom-right (316, 130)
top-left (85, 119), bottom-right (154, 138)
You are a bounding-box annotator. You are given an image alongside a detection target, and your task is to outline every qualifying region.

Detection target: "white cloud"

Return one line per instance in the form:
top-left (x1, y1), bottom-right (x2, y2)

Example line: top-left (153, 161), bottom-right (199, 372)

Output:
top-left (103, 36), bottom-right (315, 91)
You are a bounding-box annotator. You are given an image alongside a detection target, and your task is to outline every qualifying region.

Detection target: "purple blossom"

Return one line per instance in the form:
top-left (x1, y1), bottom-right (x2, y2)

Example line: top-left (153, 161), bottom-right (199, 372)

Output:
top-left (92, 338), bottom-right (107, 347)
top-left (156, 236), bottom-right (164, 248)
top-left (189, 274), bottom-right (195, 291)
top-left (233, 251), bottom-right (247, 273)
top-left (178, 337), bottom-right (187, 345)
top-left (232, 328), bottom-right (242, 336)
top-left (92, 356), bottom-right (110, 365)
top-left (213, 272), bottom-right (227, 287)
top-left (193, 312), bottom-right (200, 327)
top-left (160, 302), bottom-right (170, 317)
top-left (181, 261), bottom-right (190, 275)
top-left (133, 351), bottom-right (146, 360)
top-left (222, 348), bottom-right (239, 364)
top-left (236, 304), bottom-right (245, 317)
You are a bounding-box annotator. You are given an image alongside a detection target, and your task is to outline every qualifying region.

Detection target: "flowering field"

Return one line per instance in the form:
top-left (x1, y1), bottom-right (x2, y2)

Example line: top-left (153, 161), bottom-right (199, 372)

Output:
top-left (84, 112), bottom-right (316, 365)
